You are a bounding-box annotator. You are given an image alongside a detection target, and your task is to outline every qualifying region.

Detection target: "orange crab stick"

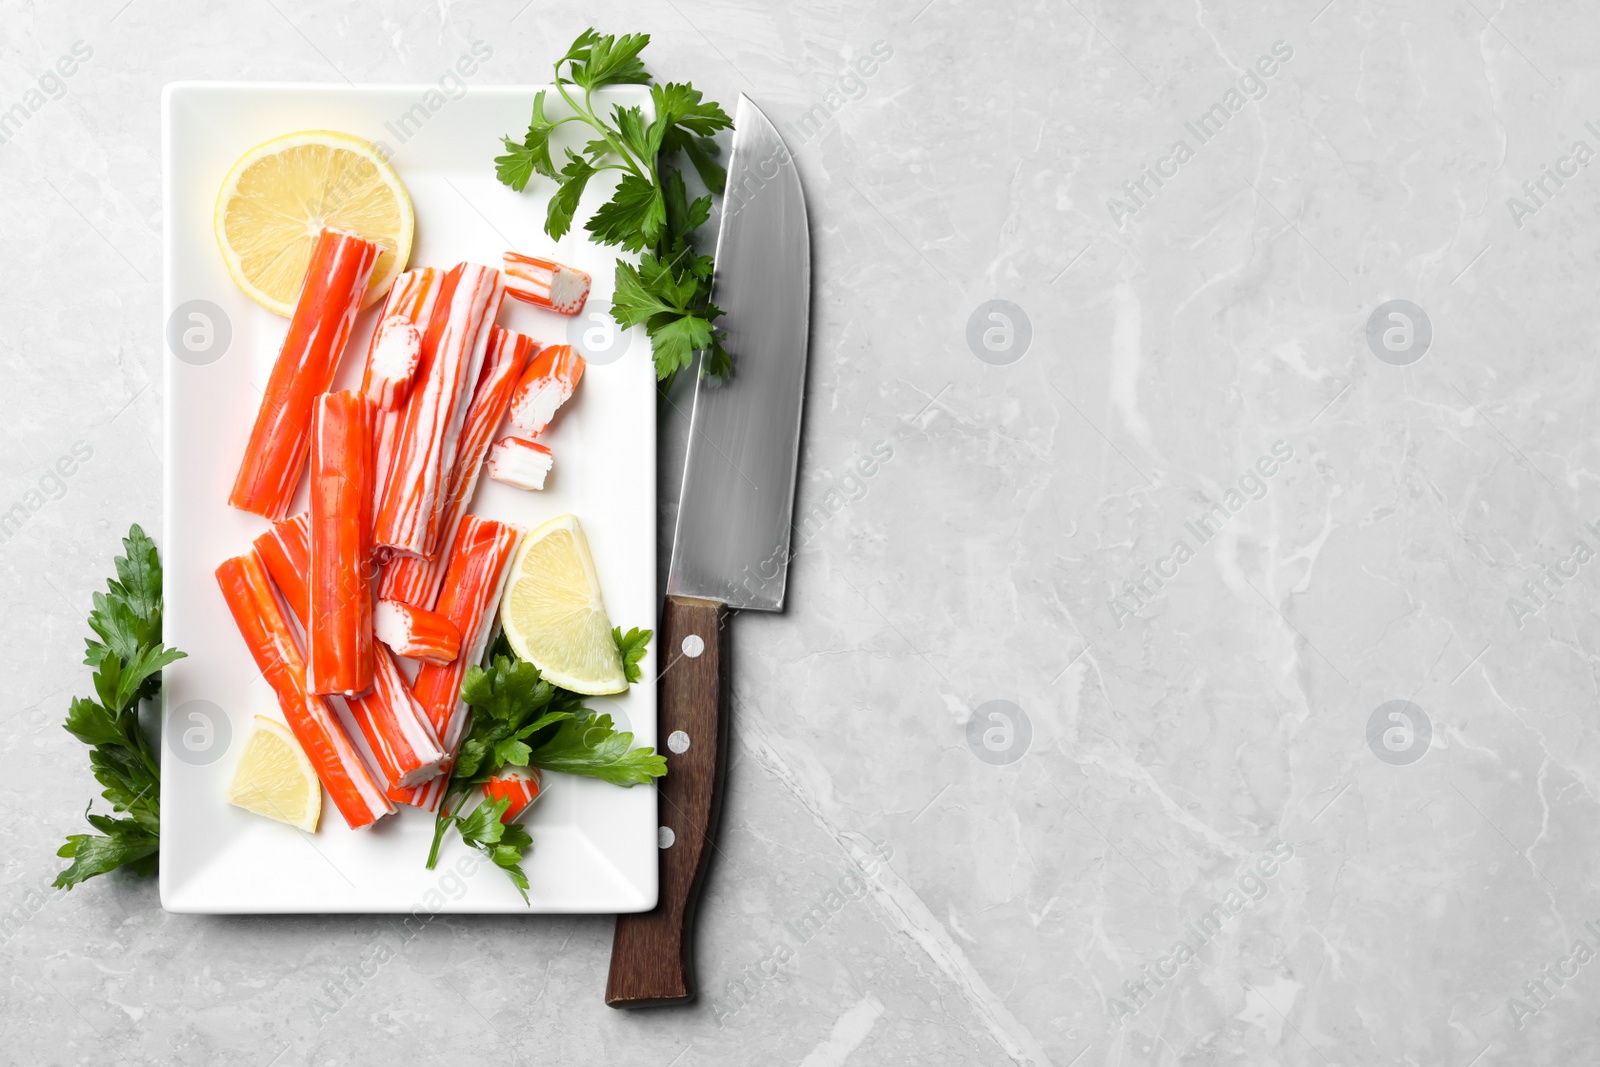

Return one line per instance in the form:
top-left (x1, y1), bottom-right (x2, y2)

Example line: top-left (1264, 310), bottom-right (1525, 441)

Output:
top-left (392, 516), bottom-right (522, 811)
top-left (353, 649), bottom-right (448, 788)
top-left (256, 514), bottom-right (446, 791)
top-left (483, 767), bottom-right (543, 823)
top-left (487, 436), bottom-right (553, 491)
top-left (502, 252), bottom-right (591, 314)
top-left (253, 515), bottom-right (312, 623)
top-left (308, 392), bottom-right (376, 697)
top-left (375, 263), bottom-right (506, 560)
top-left (215, 551), bottom-right (393, 829)
top-left (229, 229), bottom-right (380, 520)
top-left (374, 598), bottom-right (460, 665)
top-left (380, 326), bottom-right (534, 609)
top-left (509, 344), bottom-right (584, 437)
top-left (362, 268), bottom-right (446, 516)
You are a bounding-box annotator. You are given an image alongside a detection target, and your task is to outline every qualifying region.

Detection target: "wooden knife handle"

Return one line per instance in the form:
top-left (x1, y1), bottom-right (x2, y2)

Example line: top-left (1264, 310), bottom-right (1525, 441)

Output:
top-left (606, 595), bottom-right (728, 1007)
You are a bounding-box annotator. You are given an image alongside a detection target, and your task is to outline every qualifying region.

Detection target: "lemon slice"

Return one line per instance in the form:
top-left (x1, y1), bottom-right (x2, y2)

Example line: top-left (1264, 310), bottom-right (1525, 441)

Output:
top-left (227, 715), bottom-right (321, 832)
top-left (501, 515), bottom-right (628, 695)
top-left (214, 130), bottom-right (413, 315)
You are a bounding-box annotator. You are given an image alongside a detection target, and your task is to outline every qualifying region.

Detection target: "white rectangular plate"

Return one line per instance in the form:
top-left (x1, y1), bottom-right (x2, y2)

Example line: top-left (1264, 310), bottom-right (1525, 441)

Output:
top-left (160, 83), bottom-right (658, 913)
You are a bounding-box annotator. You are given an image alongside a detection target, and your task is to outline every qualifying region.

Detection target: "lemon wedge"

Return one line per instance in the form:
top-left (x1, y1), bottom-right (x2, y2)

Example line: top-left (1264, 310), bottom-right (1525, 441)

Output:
top-left (226, 715), bottom-right (321, 832)
top-left (214, 130), bottom-right (413, 315)
top-left (501, 515), bottom-right (628, 695)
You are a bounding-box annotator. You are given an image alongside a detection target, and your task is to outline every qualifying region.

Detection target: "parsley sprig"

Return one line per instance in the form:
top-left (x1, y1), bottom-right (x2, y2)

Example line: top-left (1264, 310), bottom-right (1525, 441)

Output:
top-left (426, 630), bottom-right (663, 901)
top-left (494, 28), bottom-right (733, 393)
top-left (55, 525), bottom-right (185, 889)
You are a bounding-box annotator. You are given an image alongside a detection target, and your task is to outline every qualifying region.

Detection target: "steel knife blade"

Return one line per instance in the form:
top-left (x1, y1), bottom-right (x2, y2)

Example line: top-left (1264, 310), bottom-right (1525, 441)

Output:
top-left (665, 97), bottom-right (811, 610)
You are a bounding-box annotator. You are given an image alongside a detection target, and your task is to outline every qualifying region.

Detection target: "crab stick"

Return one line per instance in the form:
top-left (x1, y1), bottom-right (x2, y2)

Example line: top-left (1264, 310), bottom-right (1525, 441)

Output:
top-left (256, 511), bottom-right (445, 791)
top-left (215, 551), bottom-right (393, 829)
top-left (229, 229), bottom-right (380, 520)
top-left (508, 344), bottom-right (584, 437)
top-left (253, 514), bottom-right (312, 622)
top-left (375, 263), bottom-right (506, 560)
top-left (391, 516), bottom-right (521, 810)
top-left (380, 326), bottom-right (534, 609)
top-left (502, 252), bottom-right (591, 314)
top-left (487, 436), bottom-right (553, 491)
top-left (308, 391), bottom-right (376, 697)
top-left (352, 649), bottom-right (448, 788)
top-left (375, 598), bottom-right (461, 665)
top-left (362, 268), bottom-right (446, 516)
top-left (484, 767), bottom-right (543, 822)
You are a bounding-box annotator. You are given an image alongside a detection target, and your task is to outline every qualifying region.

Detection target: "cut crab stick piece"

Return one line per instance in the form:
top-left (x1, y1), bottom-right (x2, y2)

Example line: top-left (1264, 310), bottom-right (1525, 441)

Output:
top-left (308, 391), bottom-right (376, 697)
top-left (483, 767), bottom-right (543, 822)
top-left (362, 268), bottom-right (446, 515)
top-left (380, 326), bottom-right (534, 609)
top-left (215, 551), bottom-right (393, 829)
top-left (375, 598), bottom-right (461, 665)
top-left (253, 514), bottom-right (312, 621)
top-left (391, 516), bottom-right (522, 811)
top-left (365, 317), bottom-right (423, 410)
top-left (502, 252), bottom-right (591, 314)
top-left (229, 229), bottom-right (381, 520)
top-left (256, 515), bottom-right (447, 790)
top-left (509, 344), bottom-right (584, 437)
top-left (375, 263), bottom-right (506, 560)
top-left (351, 650), bottom-right (448, 788)
top-left (487, 436), bottom-right (553, 491)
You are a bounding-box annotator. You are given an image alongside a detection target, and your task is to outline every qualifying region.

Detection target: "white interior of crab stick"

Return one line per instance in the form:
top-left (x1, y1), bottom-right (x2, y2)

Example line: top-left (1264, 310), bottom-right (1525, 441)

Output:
top-left (373, 598), bottom-right (414, 652)
top-left (367, 318), bottom-right (422, 408)
top-left (487, 438), bottom-right (553, 491)
top-left (547, 265), bottom-right (591, 314)
top-left (511, 382), bottom-right (567, 436)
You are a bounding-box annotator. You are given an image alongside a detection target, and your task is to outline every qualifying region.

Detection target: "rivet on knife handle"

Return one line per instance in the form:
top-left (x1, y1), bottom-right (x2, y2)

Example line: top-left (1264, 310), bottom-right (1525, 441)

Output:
top-left (605, 595), bottom-right (728, 1007)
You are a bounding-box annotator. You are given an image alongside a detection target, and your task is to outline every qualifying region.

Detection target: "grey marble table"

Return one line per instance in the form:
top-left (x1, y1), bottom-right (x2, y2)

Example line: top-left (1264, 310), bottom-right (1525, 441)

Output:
top-left (3, 0), bottom-right (1596, 1063)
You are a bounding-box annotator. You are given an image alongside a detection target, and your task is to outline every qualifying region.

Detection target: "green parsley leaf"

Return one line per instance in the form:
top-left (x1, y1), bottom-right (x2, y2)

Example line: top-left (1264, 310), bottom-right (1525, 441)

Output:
top-left (679, 135), bottom-right (728, 197)
top-left (85, 524), bottom-right (164, 669)
top-left (451, 796), bottom-right (533, 902)
top-left (612, 627), bottom-right (652, 685)
top-left (652, 82), bottom-right (734, 138)
top-left (55, 819), bottom-right (159, 889)
top-left (612, 253), bottom-right (724, 380)
top-left (494, 92), bottom-right (564, 191)
top-left (662, 169), bottom-right (712, 246)
top-left (567, 29), bottom-right (652, 90)
top-left (495, 138), bottom-right (541, 192)
top-left (645, 314), bottom-right (716, 379)
top-left (526, 709), bottom-right (666, 786)
top-left (461, 655), bottom-right (549, 722)
top-left (546, 150), bottom-right (598, 243)
top-left (456, 795), bottom-right (511, 845)
top-left (453, 656), bottom-right (575, 780)
top-left (652, 82), bottom-right (732, 193)
top-left (612, 256), bottom-right (686, 324)
top-left (492, 738), bottom-right (532, 768)
top-left (64, 696), bottom-right (124, 749)
top-left (586, 173), bottom-right (666, 252)
top-left (612, 105), bottom-right (655, 163)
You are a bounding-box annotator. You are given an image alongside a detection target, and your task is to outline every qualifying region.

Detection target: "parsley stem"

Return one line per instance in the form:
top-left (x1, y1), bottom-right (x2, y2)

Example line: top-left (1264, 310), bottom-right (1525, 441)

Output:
top-left (554, 73), bottom-right (644, 180)
top-left (426, 806), bottom-right (452, 869)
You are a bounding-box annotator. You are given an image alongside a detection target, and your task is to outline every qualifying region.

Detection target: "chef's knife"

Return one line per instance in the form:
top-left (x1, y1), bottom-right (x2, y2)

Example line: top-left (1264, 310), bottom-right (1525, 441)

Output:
top-left (605, 94), bottom-right (810, 1008)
